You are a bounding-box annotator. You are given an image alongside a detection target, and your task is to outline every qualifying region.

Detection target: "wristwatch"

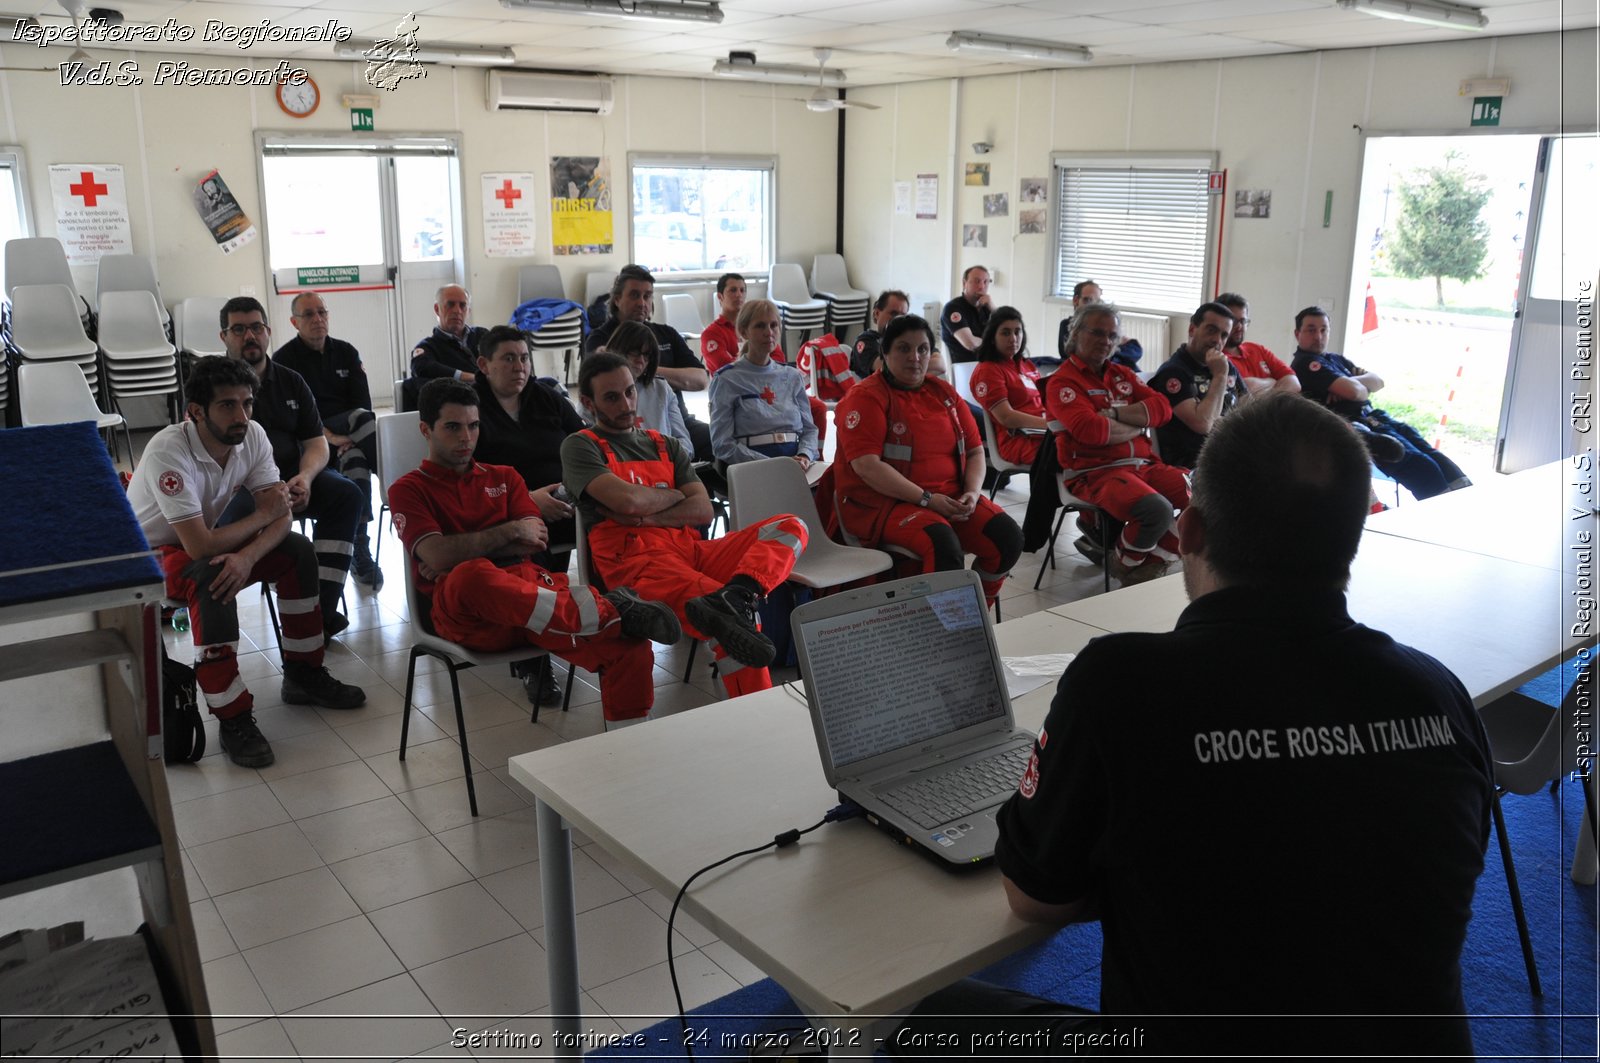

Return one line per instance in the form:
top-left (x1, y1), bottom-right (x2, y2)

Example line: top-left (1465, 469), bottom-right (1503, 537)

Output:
top-left (918, 489), bottom-right (932, 508)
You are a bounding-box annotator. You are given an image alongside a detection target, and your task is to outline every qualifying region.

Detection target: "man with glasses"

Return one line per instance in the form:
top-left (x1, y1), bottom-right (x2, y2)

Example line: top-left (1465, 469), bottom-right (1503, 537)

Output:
top-left (273, 291), bottom-right (382, 589)
top-left (1056, 279), bottom-right (1141, 370)
top-left (1215, 293), bottom-right (1300, 399)
top-left (220, 296), bottom-right (366, 637)
top-left (1045, 303), bottom-right (1189, 585)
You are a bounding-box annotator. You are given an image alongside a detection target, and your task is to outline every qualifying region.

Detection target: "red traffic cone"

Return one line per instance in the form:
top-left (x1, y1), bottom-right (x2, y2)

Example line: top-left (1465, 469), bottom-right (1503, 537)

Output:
top-left (1362, 282), bottom-right (1379, 333)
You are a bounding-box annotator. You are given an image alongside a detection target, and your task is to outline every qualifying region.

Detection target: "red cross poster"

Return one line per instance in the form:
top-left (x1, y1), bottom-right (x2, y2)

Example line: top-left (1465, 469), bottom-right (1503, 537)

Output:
top-left (47, 164), bottom-right (133, 264)
top-left (481, 172), bottom-right (536, 258)
top-left (550, 156), bottom-right (612, 256)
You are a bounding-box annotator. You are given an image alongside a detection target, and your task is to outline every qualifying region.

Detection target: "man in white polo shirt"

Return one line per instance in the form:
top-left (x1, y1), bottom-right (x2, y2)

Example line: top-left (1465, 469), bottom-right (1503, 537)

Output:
top-left (127, 357), bottom-right (365, 769)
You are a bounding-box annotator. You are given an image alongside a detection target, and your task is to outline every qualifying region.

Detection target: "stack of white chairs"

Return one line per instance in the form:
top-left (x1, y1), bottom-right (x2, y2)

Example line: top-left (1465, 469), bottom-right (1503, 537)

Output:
top-left (96, 254), bottom-right (169, 329)
top-left (0, 345), bottom-right (8, 417)
top-left (768, 263), bottom-right (828, 345)
top-left (810, 254), bottom-right (870, 336)
top-left (97, 289), bottom-right (179, 416)
top-left (9, 283), bottom-right (101, 394)
top-left (661, 292), bottom-right (705, 344)
top-left (527, 304), bottom-right (585, 384)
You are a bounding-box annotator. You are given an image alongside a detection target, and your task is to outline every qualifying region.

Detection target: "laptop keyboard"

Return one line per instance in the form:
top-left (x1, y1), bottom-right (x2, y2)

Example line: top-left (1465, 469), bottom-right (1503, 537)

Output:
top-left (876, 743), bottom-right (1034, 829)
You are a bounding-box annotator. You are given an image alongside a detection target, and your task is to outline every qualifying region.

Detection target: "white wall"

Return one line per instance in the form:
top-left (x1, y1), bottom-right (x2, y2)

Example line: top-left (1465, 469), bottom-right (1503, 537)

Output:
top-left (843, 30), bottom-right (1598, 358)
top-left (0, 54), bottom-right (839, 331)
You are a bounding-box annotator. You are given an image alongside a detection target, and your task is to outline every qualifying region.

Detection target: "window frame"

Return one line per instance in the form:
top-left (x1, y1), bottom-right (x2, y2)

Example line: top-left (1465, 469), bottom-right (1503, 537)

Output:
top-left (0, 146), bottom-right (35, 295)
top-left (1047, 151), bottom-right (1218, 316)
top-left (626, 152), bottom-right (776, 281)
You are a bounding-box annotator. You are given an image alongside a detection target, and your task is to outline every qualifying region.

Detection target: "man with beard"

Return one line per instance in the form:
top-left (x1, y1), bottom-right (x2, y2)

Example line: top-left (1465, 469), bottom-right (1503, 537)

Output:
top-left (219, 296), bottom-right (365, 637)
top-left (584, 264), bottom-right (712, 460)
top-left (127, 356), bottom-right (365, 768)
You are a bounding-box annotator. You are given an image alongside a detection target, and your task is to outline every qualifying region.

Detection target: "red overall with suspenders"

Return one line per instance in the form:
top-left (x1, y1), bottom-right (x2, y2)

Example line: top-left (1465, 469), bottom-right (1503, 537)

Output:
top-left (577, 428), bottom-right (807, 696)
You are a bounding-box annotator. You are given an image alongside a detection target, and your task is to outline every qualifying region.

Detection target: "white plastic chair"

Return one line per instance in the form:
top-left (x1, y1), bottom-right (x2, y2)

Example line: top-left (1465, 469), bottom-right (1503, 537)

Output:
top-left (728, 457), bottom-right (893, 593)
top-left (1033, 444), bottom-right (1114, 594)
top-left (584, 272), bottom-right (612, 308)
top-left (98, 290), bottom-right (179, 410)
top-left (661, 293), bottom-right (705, 341)
top-left (518, 264), bottom-right (566, 303)
top-left (1477, 681), bottom-right (1600, 995)
top-left (5, 237), bottom-right (76, 300)
top-left (768, 263), bottom-right (828, 343)
top-left (18, 361), bottom-right (131, 462)
top-left (378, 409), bottom-right (549, 818)
top-left (96, 254), bottom-right (168, 325)
top-left (810, 253), bottom-right (869, 335)
top-left (9, 283), bottom-right (100, 389)
top-left (174, 297), bottom-right (228, 358)
top-left (982, 407), bottom-right (1040, 499)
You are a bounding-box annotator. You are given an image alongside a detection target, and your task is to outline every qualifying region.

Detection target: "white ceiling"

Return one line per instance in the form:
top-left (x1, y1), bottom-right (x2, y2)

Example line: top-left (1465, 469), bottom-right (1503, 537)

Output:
top-left (0, 0), bottom-right (1592, 86)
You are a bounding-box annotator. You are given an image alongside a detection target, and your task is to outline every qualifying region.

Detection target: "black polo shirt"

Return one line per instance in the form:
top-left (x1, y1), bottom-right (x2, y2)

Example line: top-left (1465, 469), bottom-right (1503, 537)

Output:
top-left (272, 335), bottom-right (371, 421)
top-left (1147, 343), bottom-right (1243, 469)
top-left (252, 358), bottom-right (324, 479)
top-left (939, 295), bottom-right (990, 363)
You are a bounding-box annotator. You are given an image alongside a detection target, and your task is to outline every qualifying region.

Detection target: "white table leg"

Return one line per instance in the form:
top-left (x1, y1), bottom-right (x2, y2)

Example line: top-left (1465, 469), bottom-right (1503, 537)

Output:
top-left (537, 798), bottom-right (582, 1057)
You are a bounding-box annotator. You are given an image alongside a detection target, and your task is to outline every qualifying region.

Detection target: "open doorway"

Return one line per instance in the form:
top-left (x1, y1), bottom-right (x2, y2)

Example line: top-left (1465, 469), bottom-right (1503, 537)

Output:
top-left (1346, 133), bottom-right (1541, 483)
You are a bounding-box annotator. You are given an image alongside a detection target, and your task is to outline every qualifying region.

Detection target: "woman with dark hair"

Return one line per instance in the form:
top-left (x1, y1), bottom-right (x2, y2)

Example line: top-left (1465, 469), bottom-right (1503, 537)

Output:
top-left (708, 298), bottom-right (819, 468)
top-left (601, 320), bottom-right (692, 450)
top-left (971, 306), bottom-right (1049, 466)
top-left (833, 314), bottom-right (1023, 608)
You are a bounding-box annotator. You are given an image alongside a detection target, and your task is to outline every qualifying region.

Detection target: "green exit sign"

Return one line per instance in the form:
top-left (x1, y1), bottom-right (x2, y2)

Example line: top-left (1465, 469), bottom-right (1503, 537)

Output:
top-left (296, 266), bottom-right (360, 285)
top-left (350, 107), bottom-right (374, 131)
top-left (1471, 97), bottom-right (1502, 126)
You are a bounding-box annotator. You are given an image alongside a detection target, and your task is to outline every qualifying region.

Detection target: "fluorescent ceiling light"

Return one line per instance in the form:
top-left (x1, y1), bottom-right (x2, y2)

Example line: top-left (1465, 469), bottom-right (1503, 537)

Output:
top-left (334, 38), bottom-right (517, 65)
top-left (946, 30), bottom-right (1092, 64)
top-left (499, 0), bottom-right (723, 24)
top-left (710, 59), bottom-right (844, 86)
top-left (1334, 0), bottom-right (1487, 31)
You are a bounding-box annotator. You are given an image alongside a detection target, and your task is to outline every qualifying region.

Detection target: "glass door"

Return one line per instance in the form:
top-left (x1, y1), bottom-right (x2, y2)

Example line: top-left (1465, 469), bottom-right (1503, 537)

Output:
top-left (258, 136), bottom-right (462, 408)
top-left (1497, 135), bottom-right (1600, 472)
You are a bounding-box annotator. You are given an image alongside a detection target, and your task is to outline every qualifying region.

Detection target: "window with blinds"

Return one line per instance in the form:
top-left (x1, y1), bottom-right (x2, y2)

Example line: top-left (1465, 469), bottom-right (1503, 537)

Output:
top-left (1052, 155), bottom-right (1215, 314)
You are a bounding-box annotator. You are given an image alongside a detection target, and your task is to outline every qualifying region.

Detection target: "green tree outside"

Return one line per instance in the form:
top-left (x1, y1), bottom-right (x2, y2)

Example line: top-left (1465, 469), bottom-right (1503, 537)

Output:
top-left (1388, 153), bottom-right (1492, 309)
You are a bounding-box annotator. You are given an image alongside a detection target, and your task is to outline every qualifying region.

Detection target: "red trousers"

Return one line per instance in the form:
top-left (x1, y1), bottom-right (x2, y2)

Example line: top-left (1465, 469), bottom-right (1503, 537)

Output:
top-left (160, 536), bottom-right (323, 719)
top-left (864, 496), bottom-right (1014, 605)
top-left (589, 514), bottom-right (807, 696)
top-left (1071, 463), bottom-right (1190, 562)
top-left (430, 559), bottom-right (655, 721)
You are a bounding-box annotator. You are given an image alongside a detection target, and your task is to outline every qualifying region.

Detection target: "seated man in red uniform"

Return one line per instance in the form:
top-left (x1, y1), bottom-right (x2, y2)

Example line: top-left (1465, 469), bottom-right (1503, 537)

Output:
top-left (1047, 303), bottom-right (1189, 585)
top-left (389, 378), bottom-right (683, 726)
top-left (561, 352), bottom-right (808, 698)
top-left (834, 314), bottom-right (1022, 609)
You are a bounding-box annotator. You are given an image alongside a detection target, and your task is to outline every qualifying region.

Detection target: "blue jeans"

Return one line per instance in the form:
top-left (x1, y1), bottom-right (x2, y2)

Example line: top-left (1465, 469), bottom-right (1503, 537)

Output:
top-left (1367, 411), bottom-right (1466, 501)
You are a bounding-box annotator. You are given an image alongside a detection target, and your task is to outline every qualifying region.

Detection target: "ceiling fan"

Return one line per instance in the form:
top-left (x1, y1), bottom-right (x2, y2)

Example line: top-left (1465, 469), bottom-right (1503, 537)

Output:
top-left (800, 48), bottom-right (878, 112)
top-left (0, 2), bottom-right (96, 72)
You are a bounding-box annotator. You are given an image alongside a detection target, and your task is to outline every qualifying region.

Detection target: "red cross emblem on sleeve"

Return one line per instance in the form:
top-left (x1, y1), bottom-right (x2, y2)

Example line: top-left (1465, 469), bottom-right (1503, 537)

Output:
top-left (70, 171), bottom-right (108, 207)
top-left (494, 180), bottom-right (522, 209)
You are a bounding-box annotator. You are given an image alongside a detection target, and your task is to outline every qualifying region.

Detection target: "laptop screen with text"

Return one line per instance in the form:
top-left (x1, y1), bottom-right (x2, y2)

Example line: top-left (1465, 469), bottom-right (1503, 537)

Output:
top-left (798, 581), bottom-right (1008, 770)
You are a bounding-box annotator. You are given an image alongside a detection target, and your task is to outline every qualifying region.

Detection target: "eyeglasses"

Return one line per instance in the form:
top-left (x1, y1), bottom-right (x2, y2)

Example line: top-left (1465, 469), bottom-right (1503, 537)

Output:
top-left (1083, 327), bottom-right (1121, 343)
top-left (295, 308), bottom-right (329, 318)
top-left (225, 322), bottom-right (269, 336)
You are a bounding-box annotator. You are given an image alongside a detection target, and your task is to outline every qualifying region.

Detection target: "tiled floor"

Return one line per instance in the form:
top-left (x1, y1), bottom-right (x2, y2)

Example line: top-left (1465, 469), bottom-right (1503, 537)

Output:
top-left (155, 465), bottom-right (1118, 1061)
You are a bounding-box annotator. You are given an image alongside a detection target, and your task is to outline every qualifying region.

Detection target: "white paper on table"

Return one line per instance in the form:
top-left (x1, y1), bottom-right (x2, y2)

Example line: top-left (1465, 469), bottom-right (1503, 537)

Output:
top-left (1002, 653), bottom-right (1074, 699)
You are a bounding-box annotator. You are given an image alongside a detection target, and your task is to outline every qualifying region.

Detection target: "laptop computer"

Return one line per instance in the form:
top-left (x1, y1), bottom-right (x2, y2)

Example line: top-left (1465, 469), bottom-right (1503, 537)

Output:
top-left (792, 570), bottom-right (1038, 867)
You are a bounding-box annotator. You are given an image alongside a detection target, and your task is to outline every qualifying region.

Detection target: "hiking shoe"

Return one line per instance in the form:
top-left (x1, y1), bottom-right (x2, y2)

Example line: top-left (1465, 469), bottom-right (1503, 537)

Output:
top-left (351, 548), bottom-right (384, 591)
top-left (603, 587), bottom-right (684, 645)
top-left (218, 712), bottom-right (275, 768)
top-left (518, 657), bottom-right (563, 707)
top-left (685, 584), bottom-right (774, 668)
top-left (323, 610), bottom-right (350, 641)
top-left (1072, 534), bottom-right (1106, 565)
top-left (281, 663), bottom-right (367, 710)
top-left (1111, 553), bottom-right (1169, 587)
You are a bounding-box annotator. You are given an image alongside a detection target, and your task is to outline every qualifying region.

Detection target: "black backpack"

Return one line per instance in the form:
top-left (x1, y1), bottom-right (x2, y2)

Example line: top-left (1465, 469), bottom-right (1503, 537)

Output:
top-left (162, 645), bottom-right (206, 763)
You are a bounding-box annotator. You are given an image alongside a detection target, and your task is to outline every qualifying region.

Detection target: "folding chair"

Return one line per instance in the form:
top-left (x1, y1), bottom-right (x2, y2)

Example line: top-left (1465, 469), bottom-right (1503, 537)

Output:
top-left (982, 408), bottom-right (1042, 500)
top-left (17, 361), bottom-right (130, 462)
top-left (661, 293), bottom-right (705, 344)
top-left (517, 264), bottom-right (565, 303)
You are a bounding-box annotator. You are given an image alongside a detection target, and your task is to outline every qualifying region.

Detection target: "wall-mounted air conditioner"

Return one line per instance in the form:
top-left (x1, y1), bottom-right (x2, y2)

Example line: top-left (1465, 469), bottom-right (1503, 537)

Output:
top-left (487, 70), bottom-right (614, 114)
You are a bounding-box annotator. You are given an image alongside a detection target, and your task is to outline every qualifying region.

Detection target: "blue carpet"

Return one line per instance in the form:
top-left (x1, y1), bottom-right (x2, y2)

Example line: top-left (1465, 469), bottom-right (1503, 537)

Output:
top-left (594, 657), bottom-right (1598, 1060)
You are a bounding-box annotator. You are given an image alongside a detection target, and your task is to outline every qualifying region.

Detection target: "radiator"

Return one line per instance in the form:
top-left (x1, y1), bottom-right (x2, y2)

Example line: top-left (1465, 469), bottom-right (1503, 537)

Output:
top-left (1118, 311), bottom-right (1170, 356)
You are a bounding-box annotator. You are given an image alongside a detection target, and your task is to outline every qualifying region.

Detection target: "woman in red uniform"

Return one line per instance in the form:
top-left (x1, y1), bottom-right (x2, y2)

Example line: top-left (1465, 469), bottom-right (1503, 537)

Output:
top-left (970, 306), bottom-right (1049, 466)
top-left (834, 314), bottom-right (1023, 607)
